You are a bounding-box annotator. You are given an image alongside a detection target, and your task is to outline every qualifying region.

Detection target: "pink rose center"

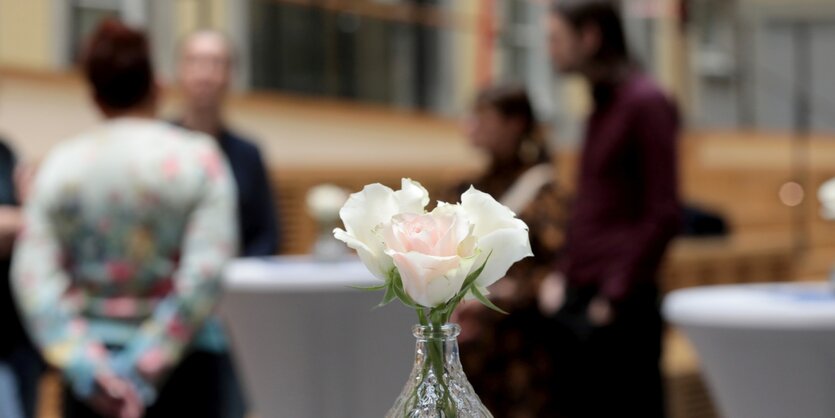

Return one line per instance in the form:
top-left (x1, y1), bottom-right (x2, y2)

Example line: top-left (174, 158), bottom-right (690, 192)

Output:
top-left (386, 213), bottom-right (462, 257)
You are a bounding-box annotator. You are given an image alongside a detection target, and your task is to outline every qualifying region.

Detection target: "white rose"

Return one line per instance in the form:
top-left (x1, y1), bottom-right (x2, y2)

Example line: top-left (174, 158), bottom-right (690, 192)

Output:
top-left (335, 179), bottom-right (532, 310)
top-left (333, 179), bottom-right (429, 281)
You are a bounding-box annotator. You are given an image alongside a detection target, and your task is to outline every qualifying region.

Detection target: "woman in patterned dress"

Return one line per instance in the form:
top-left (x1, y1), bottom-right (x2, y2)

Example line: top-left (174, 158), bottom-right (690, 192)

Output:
top-left (452, 85), bottom-right (570, 418)
top-left (11, 20), bottom-right (237, 418)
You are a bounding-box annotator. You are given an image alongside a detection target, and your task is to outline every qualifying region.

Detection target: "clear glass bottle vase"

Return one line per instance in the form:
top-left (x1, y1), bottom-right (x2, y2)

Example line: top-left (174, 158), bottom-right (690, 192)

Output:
top-left (386, 324), bottom-right (493, 418)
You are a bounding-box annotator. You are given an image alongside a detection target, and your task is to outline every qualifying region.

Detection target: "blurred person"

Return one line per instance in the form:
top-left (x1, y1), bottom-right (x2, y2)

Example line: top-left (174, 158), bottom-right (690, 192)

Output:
top-left (12, 19), bottom-right (237, 418)
top-left (175, 30), bottom-right (281, 418)
top-left (0, 140), bottom-right (42, 418)
top-left (542, 1), bottom-right (681, 417)
top-left (176, 30), bottom-right (279, 257)
top-left (451, 85), bottom-right (569, 418)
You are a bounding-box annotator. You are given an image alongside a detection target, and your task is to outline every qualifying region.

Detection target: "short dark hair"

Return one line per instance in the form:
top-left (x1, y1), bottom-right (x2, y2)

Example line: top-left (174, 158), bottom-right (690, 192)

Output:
top-left (551, 0), bottom-right (630, 65)
top-left (475, 84), bottom-right (537, 138)
top-left (82, 19), bottom-right (154, 110)
top-left (475, 84), bottom-right (550, 164)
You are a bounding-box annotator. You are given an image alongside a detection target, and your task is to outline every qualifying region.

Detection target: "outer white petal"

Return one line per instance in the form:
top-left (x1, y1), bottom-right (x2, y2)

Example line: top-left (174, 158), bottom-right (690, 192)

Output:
top-left (471, 228), bottom-right (533, 288)
top-left (339, 183), bottom-right (399, 240)
top-left (335, 183), bottom-right (400, 280)
top-left (334, 228), bottom-right (393, 281)
top-left (460, 186), bottom-right (525, 238)
top-left (431, 201), bottom-right (464, 217)
top-left (393, 178), bottom-right (430, 214)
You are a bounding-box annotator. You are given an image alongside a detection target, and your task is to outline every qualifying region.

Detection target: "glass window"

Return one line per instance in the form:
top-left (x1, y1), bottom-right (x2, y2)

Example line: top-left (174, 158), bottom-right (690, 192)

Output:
top-left (68, 0), bottom-right (155, 63)
top-left (70, 0), bottom-right (122, 61)
top-left (249, 0), bottom-right (457, 113)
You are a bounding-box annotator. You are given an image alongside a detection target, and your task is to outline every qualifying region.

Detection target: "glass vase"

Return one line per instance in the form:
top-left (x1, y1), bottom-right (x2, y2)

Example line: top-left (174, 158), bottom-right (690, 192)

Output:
top-left (386, 324), bottom-right (493, 418)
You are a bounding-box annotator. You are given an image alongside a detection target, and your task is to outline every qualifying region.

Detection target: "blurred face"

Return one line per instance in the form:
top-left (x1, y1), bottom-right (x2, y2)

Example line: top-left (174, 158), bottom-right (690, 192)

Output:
top-left (465, 107), bottom-right (523, 159)
top-left (547, 12), bottom-right (594, 74)
top-left (178, 33), bottom-right (231, 110)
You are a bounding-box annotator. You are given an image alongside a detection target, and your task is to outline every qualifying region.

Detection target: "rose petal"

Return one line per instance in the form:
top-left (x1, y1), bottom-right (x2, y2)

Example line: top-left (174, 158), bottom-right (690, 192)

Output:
top-left (472, 228), bottom-right (533, 288)
top-left (339, 183), bottom-right (398, 242)
top-left (390, 251), bottom-right (462, 307)
top-left (393, 179), bottom-right (430, 214)
top-left (431, 201), bottom-right (463, 217)
top-left (460, 187), bottom-right (527, 238)
top-left (334, 228), bottom-right (393, 281)
top-left (432, 213), bottom-right (471, 258)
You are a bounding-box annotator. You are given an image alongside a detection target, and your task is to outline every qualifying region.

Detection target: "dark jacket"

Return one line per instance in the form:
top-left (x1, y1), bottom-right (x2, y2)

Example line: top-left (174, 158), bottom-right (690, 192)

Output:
top-left (217, 128), bottom-right (280, 256)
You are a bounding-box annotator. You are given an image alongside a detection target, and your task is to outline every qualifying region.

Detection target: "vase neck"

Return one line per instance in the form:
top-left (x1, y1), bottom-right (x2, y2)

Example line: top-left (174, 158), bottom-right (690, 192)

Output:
top-left (411, 323), bottom-right (462, 369)
top-left (412, 323), bottom-right (461, 341)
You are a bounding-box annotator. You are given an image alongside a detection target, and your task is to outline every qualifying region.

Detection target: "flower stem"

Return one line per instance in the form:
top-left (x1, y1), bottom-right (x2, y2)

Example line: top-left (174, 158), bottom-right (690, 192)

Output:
top-left (409, 308), bottom-right (432, 414)
top-left (430, 318), bottom-right (456, 416)
top-left (412, 309), bottom-right (456, 415)
top-left (416, 308), bottom-right (428, 326)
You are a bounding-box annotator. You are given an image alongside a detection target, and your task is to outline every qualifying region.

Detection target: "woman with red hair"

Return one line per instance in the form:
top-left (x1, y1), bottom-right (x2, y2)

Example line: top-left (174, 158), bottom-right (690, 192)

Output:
top-left (11, 19), bottom-right (237, 418)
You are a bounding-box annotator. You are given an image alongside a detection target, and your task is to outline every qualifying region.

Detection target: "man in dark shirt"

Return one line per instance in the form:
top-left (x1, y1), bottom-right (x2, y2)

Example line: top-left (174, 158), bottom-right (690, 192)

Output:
top-left (176, 30), bottom-right (281, 418)
top-left (546, 1), bottom-right (681, 417)
top-left (177, 30), bottom-right (280, 257)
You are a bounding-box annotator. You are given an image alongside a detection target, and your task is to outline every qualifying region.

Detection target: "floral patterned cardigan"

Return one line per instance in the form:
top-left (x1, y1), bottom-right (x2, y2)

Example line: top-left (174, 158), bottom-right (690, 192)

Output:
top-left (11, 118), bottom-right (238, 405)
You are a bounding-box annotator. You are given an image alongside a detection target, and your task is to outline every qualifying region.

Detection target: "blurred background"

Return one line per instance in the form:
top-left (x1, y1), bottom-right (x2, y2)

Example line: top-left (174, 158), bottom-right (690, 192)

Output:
top-left (2, 0), bottom-right (835, 417)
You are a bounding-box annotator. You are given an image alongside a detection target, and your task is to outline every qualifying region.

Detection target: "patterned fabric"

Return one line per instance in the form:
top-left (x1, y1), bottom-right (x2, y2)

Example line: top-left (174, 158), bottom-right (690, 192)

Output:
top-left (11, 118), bottom-right (238, 406)
top-left (448, 158), bottom-right (571, 418)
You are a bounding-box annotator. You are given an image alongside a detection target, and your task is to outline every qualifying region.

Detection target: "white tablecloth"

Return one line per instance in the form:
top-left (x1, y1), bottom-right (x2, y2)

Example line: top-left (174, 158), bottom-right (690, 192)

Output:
top-left (219, 256), bottom-right (416, 418)
top-left (664, 282), bottom-right (835, 418)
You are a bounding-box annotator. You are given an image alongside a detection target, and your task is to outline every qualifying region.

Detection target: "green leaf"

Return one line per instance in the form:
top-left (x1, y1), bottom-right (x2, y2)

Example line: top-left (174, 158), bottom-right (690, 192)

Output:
top-left (444, 251), bottom-right (493, 310)
top-left (349, 283), bottom-right (387, 291)
top-left (461, 251), bottom-right (492, 294)
top-left (375, 282), bottom-right (398, 308)
top-left (471, 286), bottom-right (508, 315)
top-left (391, 271), bottom-right (421, 309)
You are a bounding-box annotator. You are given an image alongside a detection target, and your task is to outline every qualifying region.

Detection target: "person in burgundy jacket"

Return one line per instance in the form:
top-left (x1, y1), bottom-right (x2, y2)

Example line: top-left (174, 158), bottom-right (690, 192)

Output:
top-left (543, 1), bottom-right (681, 417)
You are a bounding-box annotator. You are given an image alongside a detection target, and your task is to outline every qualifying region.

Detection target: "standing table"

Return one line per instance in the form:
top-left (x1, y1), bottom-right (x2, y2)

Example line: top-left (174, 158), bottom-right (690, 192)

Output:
top-left (220, 256), bottom-right (416, 418)
top-left (664, 282), bottom-right (835, 418)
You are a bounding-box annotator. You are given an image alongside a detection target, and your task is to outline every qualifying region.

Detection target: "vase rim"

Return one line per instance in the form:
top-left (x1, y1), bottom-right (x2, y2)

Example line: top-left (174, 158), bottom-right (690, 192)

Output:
top-left (411, 323), bottom-right (461, 339)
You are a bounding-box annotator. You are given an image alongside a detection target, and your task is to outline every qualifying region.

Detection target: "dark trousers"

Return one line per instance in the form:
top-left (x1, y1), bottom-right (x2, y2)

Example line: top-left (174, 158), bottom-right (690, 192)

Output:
top-left (553, 283), bottom-right (665, 418)
top-left (63, 350), bottom-right (236, 418)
